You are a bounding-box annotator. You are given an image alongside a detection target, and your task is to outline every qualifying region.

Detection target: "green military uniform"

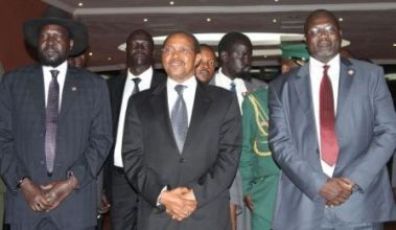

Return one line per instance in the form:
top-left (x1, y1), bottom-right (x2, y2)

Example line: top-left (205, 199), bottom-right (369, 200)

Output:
top-left (240, 87), bottom-right (280, 230)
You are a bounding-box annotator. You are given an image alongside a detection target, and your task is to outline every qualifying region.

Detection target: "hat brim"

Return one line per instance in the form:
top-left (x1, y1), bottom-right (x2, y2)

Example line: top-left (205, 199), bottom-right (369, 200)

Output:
top-left (23, 18), bottom-right (88, 56)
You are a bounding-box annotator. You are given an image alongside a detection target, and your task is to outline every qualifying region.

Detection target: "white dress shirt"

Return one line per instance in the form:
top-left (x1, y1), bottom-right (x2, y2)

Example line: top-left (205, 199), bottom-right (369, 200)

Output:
top-left (42, 61), bottom-right (67, 111)
top-left (213, 68), bottom-right (247, 113)
top-left (113, 67), bottom-right (153, 167)
top-left (309, 55), bottom-right (340, 177)
top-left (167, 76), bottom-right (197, 126)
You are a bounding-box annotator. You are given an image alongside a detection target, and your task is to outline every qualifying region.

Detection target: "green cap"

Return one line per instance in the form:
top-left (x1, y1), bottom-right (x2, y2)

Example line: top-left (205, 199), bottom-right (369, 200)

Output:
top-left (281, 43), bottom-right (310, 61)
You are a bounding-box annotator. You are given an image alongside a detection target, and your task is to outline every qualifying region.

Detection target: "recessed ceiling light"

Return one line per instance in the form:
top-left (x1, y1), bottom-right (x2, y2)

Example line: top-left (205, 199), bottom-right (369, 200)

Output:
top-left (393, 43), bottom-right (396, 47)
top-left (88, 52), bottom-right (93, 56)
top-left (338, 17), bottom-right (344, 22)
top-left (272, 18), bottom-right (277, 23)
top-left (78, 2), bottom-right (83, 7)
top-left (143, 18), bottom-right (148, 22)
top-left (274, 0), bottom-right (279, 2)
top-left (206, 18), bottom-right (212, 22)
top-left (107, 57), bottom-right (112, 61)
top-left (169, 1), bottom-right (175, 5)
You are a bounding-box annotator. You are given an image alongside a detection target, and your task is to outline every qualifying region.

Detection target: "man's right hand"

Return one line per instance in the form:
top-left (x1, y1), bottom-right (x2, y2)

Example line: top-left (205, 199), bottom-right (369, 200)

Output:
top-left (20, 178), bottom-right (51, 212)
top-left (319, 177), bottom-right (353, 206)
top-left (161, 187), bottom-right (197, 221)
top-left (243, 195), bottom-right (254, 212)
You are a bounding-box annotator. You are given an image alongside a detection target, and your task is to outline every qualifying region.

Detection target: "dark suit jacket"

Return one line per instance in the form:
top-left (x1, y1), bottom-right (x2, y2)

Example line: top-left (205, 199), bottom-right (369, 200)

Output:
top-left (0, 64), bottom-right (113, 229)
top-left (104, 69), bottom-right (165, 197)
top-left (122, 81), bottom-right (242, 230)
top-left (269, 58), bottom-right (396, 229)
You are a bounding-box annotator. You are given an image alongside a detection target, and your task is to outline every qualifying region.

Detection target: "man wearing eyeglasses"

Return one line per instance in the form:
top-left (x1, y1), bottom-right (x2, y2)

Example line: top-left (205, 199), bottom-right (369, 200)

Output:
top-left (269, 9), bottom-right (396, 230)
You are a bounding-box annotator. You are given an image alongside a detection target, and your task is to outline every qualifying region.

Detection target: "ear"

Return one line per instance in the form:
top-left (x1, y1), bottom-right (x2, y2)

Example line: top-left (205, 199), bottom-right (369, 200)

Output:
top-left (194, 53), bottom-right (202, 67)
top-left (69, 39), bottom-right (74, 51)
top-left (219, 51), bottom-right (228, 63)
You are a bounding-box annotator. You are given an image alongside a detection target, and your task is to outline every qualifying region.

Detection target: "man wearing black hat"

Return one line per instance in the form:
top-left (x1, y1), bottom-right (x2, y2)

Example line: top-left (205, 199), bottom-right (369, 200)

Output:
top-left (0, 7), bottom-right (113, 230)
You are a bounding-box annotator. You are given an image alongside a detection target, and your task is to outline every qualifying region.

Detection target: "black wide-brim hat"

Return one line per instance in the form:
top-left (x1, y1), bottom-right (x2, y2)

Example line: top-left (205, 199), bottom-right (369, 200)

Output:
top-left (23, 6), bottom-right (88, 56)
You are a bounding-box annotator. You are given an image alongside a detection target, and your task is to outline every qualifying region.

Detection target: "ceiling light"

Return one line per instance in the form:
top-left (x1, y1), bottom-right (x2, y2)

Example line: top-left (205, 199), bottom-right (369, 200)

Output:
top-left (143, 18), bottom-right (148, 22)
top-left (88, 52), bottom-right (93, 56)
top-left (206, 18), bottom-right (212, 22)
top-left (274, 0), bottom-right (279, 2)
top-left (272, 18), bottom-right (277, 23)
top-left (78, 2), bottom-right (83, 7)
top-left (107, 57), bottom-right (112, 61)
top-left (393, 43), bottom-right (396, 47)
top-left (338, 17), bottom-right (344, 22)
top-left (169, 1), bottom-right (175, 5)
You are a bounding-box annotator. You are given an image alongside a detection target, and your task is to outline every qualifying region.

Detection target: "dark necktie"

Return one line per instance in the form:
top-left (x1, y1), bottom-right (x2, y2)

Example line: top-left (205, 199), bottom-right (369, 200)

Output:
top-left (171, 85), bottom-right (188, 153)
top-left (132, 78), bottom-right (141, 95)
top-left (320, 65), bottom-right (339, 166)
top-left (230, 81), bottom-right (236, 93)
top-left (45, 69), bottom-right (60, 175)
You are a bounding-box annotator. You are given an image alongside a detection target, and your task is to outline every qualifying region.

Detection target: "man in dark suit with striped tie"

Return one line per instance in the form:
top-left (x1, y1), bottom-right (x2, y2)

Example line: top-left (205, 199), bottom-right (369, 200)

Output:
top-left (0, 7), bottom-right (113, 230)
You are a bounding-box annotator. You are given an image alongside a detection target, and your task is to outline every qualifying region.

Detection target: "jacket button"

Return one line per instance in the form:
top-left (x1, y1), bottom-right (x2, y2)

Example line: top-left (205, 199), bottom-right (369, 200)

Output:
top-left (179, 158), bottom-right (186, 163)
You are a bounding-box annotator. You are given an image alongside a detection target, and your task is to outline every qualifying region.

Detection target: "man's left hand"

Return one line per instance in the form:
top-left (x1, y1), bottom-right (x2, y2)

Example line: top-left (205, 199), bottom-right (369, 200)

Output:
top-left (40, 175), bottom-right (78, 211)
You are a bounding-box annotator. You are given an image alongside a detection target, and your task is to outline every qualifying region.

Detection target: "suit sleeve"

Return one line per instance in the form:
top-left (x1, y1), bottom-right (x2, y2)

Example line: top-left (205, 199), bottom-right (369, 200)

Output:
top-left (122, 97), bottom-right (165, 206)
top-left (189, 95), bottom-right (242, 208)
top-left (268, 83), bottom-right (328, 201)
top-left (69, 78), bottom-right (113, 188)
top-left (240, 94), bottom-right (256, 195)
top-left (344, 67), bottom-right (396, 191)
top-left (0, 74), bottom-right (29, 191)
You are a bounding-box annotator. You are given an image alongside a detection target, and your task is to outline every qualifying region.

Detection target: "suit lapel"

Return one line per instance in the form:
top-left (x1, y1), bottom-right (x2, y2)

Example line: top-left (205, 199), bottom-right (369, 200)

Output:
top-left (336, 58), bottom-right (354, 120)
top-left (150, 83), bottom-right (179, 152)
top-left (59, 68), bottom-right (80, 121)
top-left (293, 65), bottom-right (313, 114)
top-left (28, 66), bottom-right (46, 117)
top-left (183, 84), bottom-right (212, 154)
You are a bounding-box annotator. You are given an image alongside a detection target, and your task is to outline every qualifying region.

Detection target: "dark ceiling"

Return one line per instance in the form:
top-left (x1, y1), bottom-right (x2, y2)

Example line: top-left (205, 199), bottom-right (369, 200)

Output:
top-left (43, 0), bottom-right (396, 71)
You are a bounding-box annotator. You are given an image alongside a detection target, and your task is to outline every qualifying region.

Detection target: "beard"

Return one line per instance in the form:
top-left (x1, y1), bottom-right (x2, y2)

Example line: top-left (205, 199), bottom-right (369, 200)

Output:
top-left (38, 49), bottom-right (67, 67)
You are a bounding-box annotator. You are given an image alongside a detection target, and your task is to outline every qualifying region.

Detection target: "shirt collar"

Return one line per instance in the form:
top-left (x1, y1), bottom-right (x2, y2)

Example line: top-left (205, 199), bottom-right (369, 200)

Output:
top-left (42, 61), bottom-right (68, 74)
top-left (167, 75), bottom-right (197, 90)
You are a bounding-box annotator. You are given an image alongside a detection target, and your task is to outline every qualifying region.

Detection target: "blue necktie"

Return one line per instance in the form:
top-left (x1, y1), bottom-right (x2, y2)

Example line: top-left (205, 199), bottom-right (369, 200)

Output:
top-left (45, 69), bottom-right (59, 175)
top-left (230, 81), bottom-right (236, 93)
top-left (171, 85), bottom-right (188, 153)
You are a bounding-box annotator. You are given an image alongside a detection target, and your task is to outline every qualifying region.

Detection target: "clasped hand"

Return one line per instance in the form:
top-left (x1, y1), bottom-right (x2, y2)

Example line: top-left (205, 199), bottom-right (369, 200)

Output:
top-left (319, 177), bottom-right (354, 207)
top-left (161, 187), bottom-right (197, 222)
top-left (20, 177), bottom-right (78, 212)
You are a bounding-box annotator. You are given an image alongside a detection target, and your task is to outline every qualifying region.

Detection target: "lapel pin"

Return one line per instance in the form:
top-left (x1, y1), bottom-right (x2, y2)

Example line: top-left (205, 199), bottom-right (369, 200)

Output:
top-left (347, 69), bottom-right (355, 76)
top-left (71, 86), bottom-right (77, 91)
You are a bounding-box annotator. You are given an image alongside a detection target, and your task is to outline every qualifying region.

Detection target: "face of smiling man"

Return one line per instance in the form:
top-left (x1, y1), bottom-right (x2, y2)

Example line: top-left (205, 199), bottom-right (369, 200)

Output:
top-left (305, 11), bottom-right (341, 63)
top-left (162, 32), bottom-right (201, 83)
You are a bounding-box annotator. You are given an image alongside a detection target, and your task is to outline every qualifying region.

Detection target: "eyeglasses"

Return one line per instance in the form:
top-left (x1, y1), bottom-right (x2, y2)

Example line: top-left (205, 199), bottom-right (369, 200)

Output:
top-left (162, 46), bottom-right (195, 55)
top-left (308, 24), bottom-right (338, 37)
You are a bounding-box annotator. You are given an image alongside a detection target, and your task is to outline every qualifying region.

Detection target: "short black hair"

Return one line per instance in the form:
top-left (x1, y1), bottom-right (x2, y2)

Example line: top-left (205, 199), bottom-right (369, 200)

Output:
top-left (218, 32), bottom-right (252, 54)
top-left (163, 31), bottom-right (200, 53)
top-left (304, 9), bottom-right (340, 35)
top-left (126, 29), bottom-right (154, 48)
top-left (200, 44), bottom-right (215, 54)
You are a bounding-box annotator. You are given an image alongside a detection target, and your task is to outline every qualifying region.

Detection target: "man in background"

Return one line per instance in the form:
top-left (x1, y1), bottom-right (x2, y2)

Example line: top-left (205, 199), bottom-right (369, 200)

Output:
top-left (106, 29), bottom-right (165, 230)
top-left (195, 44), bottom-right (216, 84)
top-left (212, 31), bottom-right (266, 230)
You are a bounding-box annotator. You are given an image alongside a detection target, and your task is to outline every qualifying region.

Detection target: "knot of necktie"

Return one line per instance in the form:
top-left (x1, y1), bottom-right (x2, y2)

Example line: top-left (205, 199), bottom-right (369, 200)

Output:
top-left (132, 77), bottom-right (141, 85)
top-left (50, 69), bottom-right (59, 79)
top-left (175, 84), bottom-right (187, 96)
top-left (230, 82), bottom-right (236, 93)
